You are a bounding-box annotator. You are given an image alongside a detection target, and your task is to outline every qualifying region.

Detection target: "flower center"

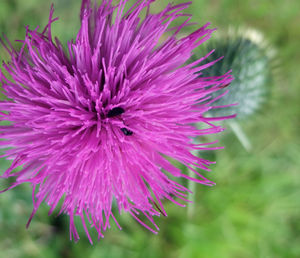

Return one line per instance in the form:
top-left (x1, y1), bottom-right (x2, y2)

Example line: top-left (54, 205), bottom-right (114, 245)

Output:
top-left (106, 107), bottom-right (133, 136)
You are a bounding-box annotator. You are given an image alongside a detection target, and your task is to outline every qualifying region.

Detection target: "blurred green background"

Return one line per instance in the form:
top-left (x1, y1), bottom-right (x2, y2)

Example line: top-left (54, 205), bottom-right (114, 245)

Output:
top-left (0, 0), bottom-right (299, 257)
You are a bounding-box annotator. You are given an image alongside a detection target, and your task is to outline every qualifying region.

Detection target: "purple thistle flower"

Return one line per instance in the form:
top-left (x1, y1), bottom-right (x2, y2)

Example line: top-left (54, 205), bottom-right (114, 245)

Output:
top-left (0, 0), bottom-right (233, 243)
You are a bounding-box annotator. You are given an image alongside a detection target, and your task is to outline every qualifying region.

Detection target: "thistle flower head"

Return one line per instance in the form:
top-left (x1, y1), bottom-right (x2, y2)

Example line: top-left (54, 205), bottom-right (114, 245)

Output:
top-left (0, 0), bottom-right (233, 243)
top-left (195, 27), bottom-right (274, 120)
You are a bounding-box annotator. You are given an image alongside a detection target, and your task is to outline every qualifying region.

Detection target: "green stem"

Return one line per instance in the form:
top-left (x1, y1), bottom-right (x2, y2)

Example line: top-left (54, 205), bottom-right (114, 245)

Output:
top-left (187, 150), bottom-right (197, 219)
top-left (228, 121), bottom-right (252, 152)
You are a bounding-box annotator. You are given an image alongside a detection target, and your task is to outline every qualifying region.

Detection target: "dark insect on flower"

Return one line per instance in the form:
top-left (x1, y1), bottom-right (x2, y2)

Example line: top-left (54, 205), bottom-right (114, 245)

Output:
top-left (121, 127), bottom-right (133, 136)
top-left (0, 0), bottom-right (234, 243)
top-left (107, 107), bottom-right (125, 118)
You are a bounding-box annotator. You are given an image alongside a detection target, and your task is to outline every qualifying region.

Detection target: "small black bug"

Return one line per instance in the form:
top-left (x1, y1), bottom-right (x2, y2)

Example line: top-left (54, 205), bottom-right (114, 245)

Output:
top-left (107, 107), bottom-right (125, 118)
top-left (121, 127), bottom-right (133, 136)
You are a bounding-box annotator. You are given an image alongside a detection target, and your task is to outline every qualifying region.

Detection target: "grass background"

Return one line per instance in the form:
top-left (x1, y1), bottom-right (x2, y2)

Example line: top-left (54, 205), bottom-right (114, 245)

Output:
top-left (0, 0), bottom-right (299, 257)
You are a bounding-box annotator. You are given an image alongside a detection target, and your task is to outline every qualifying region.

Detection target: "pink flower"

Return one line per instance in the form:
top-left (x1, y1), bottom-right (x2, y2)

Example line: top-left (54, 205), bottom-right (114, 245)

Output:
top-left (0, 0), bottom-right (233, 243)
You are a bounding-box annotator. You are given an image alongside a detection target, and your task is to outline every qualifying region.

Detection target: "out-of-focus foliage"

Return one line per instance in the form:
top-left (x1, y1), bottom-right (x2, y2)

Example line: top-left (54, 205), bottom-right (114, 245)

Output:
top-left (0, 0), bottom-right (299, 257)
